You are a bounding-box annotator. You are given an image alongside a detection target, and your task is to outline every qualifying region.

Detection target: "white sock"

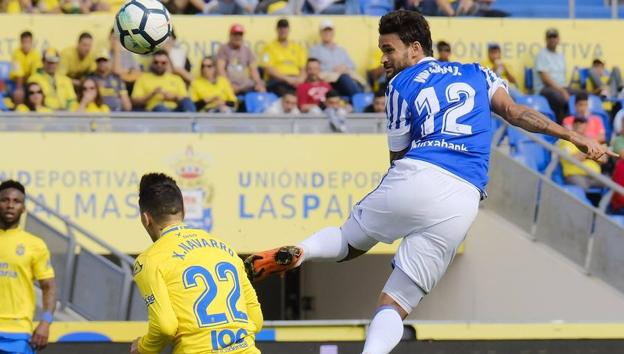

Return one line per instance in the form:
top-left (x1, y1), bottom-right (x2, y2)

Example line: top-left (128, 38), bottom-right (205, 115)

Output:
top-left (297, 227), bottom-right (348, 265)
top-left (361, 306), bottom-right (404, 354)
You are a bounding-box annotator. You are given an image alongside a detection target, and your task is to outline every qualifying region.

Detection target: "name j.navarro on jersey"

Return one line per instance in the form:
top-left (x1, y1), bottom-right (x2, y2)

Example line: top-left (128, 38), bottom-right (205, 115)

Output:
top-left (414, 63), bottom-right (462, 83)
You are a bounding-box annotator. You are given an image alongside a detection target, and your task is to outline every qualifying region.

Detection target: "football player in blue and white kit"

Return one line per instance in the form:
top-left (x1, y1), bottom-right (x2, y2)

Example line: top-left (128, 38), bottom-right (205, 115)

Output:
top-left (245, 10), bottom-right (618, 354)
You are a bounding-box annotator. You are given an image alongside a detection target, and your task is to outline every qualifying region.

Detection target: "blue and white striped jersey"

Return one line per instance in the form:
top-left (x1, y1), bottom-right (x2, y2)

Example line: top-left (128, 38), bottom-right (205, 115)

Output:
top-left (385, 57), bottom-right (506, 193)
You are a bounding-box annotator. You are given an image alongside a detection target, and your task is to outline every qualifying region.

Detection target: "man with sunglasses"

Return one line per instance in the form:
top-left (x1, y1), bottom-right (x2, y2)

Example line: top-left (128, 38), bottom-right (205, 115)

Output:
top-left (27, 48), bottom-right (77, 111)
top-left (89, 49), bottom-right (132, 112)
top-left (131, 50), bottom-right (195, 112)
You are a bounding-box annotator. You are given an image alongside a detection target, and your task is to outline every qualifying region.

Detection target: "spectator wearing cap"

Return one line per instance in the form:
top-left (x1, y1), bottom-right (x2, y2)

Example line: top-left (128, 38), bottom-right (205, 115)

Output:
top-left (265, 89), bottom-right (300, 115)
top-left (557, 116), bottom-right (605, 191)
top-left (588, 59), bottom-right (623, 99)
top-left (482, 43), bottom-right (521, 98)
top-left (88, 49), bottom-right (132, 111)
top-left (59, 32), bottom-right (96, 87)
top-left (27, 48), bottom-right (77, 110)
top-left (131, 50), bottom-right (195, 112)
top-left (562, 92), bottom-right (606, 143)
top-left (10, 31), bottom-right (42, 105)
top-left (164, 29), bottom-right (193, 85)
top-left (216, 24), bottom-right (265, 96)
top-left (534, 28), bottom-right (577, 122)
top-left (297, 58), bottom-right (332, 113)
top-left (260, 18), bottom-right (307, 95)
top-left (190, 56), bottom-right (237, 113)
top-left (436, 41), bottom-right (451, 62)
top-left (309, 19), bottom-right (364, 98)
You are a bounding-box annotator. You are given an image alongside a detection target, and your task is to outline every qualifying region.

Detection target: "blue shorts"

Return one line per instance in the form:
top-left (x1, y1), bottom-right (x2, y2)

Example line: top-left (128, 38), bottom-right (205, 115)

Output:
top-left (0, 333), bottom-right (35, 354)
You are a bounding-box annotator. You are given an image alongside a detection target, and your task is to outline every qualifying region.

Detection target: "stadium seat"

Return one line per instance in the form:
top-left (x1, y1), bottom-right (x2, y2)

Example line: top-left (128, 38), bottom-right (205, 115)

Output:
top-left (244, 92), bottom-right (278, 114)
top-left (551, 162), bottom-right (565, 185)
top-left (569, 66), bottom-right (590, 91)
top-left (515, 95), bottom-right (556, 121)
top-left (561, 184), bottom-right (593, 205)
top-left (610, 215), bottom-right (624, 226)
top-left (0, 61), bottom-right (11, 81)
top-left (359, 0), bottom-right (393, 15)
top-left (524, 67), bottom-right (533, 94)
top-left (0, 93), bottom-right (8, 112)
top-left (352, 92), bottom-right (374, 113)
top-left (507, 126), bottom-right (551, 173)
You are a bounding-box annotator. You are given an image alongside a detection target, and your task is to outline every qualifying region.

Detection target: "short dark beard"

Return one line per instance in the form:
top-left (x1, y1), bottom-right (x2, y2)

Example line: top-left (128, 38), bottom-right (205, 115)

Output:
top-left (0, 215), bottom-right (20, 230)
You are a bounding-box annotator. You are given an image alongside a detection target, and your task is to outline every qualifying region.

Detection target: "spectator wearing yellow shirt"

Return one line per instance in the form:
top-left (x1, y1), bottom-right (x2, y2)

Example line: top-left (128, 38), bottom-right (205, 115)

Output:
top-left (366, 48), bottom-right (386, 93)
top-left (59, 32), bottom-right (96, 87)
top-left (1, 0), bottom-right (60, 12)
top-left (131, 50), bottom-right (195, 112)
top-left (10, 31), bottom-right (42, 105)
top-left (558, 117), bottom-right (605, 191)
top-left (74, 77), bottom-right (110, 113)
top-left (482, 43), bottom-right (521, 98)
top-left (190, 57), bottom-right (237, 113)
top-left (260, 18), bottom-right (306, 95)
top-left (27, 48), bottom-right (77, 111)
top-left (15, 82), bottom-right (53, 113)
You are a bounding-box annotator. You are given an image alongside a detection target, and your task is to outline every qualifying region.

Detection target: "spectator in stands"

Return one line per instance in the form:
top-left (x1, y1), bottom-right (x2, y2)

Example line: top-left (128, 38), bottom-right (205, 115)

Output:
top-left (325, 89), bottom-right (350, 132)
top-left (74, 77), bottom-right (110, 113)
top-left (89, 49), bottom-right (131, 111)
top-left (405, 0), bottom-right (472, 16)
top-left (260, 18), bottom-right (306, 95)
top-left (588, 59), bottom-right (623, 99)
top-left (165, 29), bottom-right (193, 85)
top-left (28, 48), bottom-right (77, 111)
top-left (61, 0), bottom-right (107, 13)
top-left (190, 56), bottom-right (237, 113)
top-left (610, 124), bottom-right (624, 214)
top-left (265, 89), bottom-right (300, 115)
top-left (364, 90), bottom-right (385, 113)
top-left (558, 117), bottom-right (604, 191)
top-left (482, 43), bottom-right (520, 97)
top-left (131, 50), bottom-right (195, 112)
top-left (216, 24), bottom-right (265, 95)
top-left (366, 49), bottom-right (386, 94)
top-left (108, 28), bottom-right (141, 88)
top-left (10, 31), bottom-right (42, 105)
top-left (535, 28), bottom-right (575, 123)
top-left (15, 82), bottom-right (52, 113)
top-left (297, 58), bottom-right (332, 114)
top-left (59, 32), bottom-right (96, 87)
top-left (0, 180), bottom-right (56, 354)
top-left (309, 19), bottom-right (364, 98)
top-left (562, 92), bottom-right (606, 143)
top-left (436, 41), bottom-right (451, 62)
top-left (1, 0), bottom-right (61, 12)
top-left (202, 0), bottom-right (257, 14)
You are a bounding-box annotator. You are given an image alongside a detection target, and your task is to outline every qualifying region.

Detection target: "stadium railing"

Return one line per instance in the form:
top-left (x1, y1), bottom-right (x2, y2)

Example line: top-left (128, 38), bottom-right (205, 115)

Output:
top-left (488, 116), bottom-right (624, 293)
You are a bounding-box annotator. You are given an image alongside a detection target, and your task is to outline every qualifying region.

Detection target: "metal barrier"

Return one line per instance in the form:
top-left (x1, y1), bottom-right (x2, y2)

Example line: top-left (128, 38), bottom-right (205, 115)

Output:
top-left (487, 117), bottom-right (624, 292)
top-left (24, 196), bottom-right (145, 320)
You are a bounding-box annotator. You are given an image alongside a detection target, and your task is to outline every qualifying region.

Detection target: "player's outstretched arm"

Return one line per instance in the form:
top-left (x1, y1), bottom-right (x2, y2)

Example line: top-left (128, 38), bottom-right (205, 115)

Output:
top-left (490, 87), bottom-right (619, 163)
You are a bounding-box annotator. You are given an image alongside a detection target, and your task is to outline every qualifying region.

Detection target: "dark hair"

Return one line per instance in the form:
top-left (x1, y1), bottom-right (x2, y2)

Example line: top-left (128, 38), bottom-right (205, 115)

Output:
top-left (575, 92), bottom-right (589, 103)
top-left (78, 77), bottom-right (104, 107)
top-left (437, 40), bottom-right (451, 52)
top-left (153, 49), bottom-right (170, 59)
top-left (0, 180), bottom-right (25, 195)
top-left (326, 89), bottom-right (340, 99)
top-left (374, 89), bottom-right (385, 98)
top-left (282, 89), bottom-right (296, 97)
top-left (379, 10), bottom-right (433, 57)
top-left (24, 82), bottom-right (45, 111)
top-left (78, 32), bottom-right (93, 42)
top-left (277, 18), bottom-right (289, 28)
top-left (487, 43), bottom-right (501, 52)
top-left (307, 57), bottom-right (320, 65)
top-left (139, 173), bottom-right (184, 221)
top-left (592, 59), bottom-right (604, 66)
top-left (20, 31), bottom-right (33, 40)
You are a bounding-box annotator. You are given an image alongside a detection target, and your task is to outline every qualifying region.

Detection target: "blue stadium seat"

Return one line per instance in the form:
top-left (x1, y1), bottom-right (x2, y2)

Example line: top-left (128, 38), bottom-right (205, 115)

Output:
top-left (561, 184), bottom-right (593, 205)
top-left (515, 95), bottom-right (556, 121)
top-left (359, 0), bottom-right (392, 15)
top-left (507, 126), bottom-right (551, 173)
top-left (524, 67), bottom-right (533, 93)
top-left (352, 92), bottom-right (373, 113)
top-left (578, 67), bottom-right (590, 90)
top-left (0, 93), bottom-right (8, 112)
top-left (551, 162), bottom-right (565, 185)
top-left (0, 61), bottom-right (11, 81)
top-left (610, 215), bottom-right (624, 227)
top-left (244, 92), bottom-right (278, 113)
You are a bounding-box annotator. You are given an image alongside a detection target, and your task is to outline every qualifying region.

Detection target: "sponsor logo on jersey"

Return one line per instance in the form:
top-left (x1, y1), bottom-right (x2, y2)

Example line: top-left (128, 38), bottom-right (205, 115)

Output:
top-left (15, 244), bottom-right (25, 256)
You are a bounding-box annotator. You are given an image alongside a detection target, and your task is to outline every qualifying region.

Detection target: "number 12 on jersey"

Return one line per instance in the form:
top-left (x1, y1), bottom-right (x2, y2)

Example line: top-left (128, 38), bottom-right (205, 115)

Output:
top-left (416, 82), bottom-right (475, 137)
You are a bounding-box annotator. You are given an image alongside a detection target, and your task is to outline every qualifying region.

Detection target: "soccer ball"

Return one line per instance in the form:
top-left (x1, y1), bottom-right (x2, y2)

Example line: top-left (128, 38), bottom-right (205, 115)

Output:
top-left (114, 0), bottom-right (172, 55)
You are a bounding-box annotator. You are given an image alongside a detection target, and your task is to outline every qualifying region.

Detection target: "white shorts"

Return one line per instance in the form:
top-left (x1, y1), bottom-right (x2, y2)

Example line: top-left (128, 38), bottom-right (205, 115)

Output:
top-left (342, 158), bottom-right (480, 294)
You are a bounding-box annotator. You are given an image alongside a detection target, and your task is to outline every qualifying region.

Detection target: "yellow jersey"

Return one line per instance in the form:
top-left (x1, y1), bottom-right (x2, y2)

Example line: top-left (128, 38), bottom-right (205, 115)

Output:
top-left (0, 228), bottom-right (54, 335)
top-left (134, 224), bottom-right (262, 354)
top-left (10, 48), bottom-right (42, 81)
top-left (190, 76), bottom-right (237, 111)
top-left (260, 40), bottom-right (306, 77)
top-left (73, 102), bottom-right (110, 113)
top-left (15, 104), bottom-right (53, 113)
top-left (27, 70), bottom-right (77, 110)
top-left (131, 72), bottom-right (188, 111)
top-left (558, 139), bottom-right (601, 177)
top-left (58, 47), bottom-right (96, 80)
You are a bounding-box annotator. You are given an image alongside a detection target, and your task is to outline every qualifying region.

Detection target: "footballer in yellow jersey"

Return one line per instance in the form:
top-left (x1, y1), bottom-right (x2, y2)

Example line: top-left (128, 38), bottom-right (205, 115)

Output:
top-left (131, 173), bottom-right (263, 354)
top-left (0, 180), bottom-right (56, 354)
